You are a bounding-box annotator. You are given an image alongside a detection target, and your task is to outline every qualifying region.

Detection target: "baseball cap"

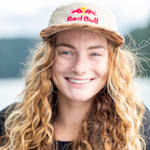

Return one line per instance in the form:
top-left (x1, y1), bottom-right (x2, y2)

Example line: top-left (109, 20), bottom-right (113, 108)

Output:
top-left (40, 2), bottom-right (124, 46)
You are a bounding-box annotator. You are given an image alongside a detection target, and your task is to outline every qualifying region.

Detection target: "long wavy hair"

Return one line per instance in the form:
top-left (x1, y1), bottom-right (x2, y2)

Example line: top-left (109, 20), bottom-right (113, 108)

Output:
top-left (0, 30), bottom-right (146, 150)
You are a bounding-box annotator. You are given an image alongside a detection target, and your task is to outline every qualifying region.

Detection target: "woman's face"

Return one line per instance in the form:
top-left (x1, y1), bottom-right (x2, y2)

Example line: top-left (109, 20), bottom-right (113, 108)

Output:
top-left (51, 29), bottom-right (109, 102)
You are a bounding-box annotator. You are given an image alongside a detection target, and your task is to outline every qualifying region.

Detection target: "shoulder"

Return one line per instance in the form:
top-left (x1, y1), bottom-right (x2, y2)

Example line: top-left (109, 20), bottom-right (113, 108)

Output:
top-left (143, 106), bottom-right (150, 149)
top-left (0, 103), bottom-right (17, 136)
top-left (143, 107), bottom-right (150, 128)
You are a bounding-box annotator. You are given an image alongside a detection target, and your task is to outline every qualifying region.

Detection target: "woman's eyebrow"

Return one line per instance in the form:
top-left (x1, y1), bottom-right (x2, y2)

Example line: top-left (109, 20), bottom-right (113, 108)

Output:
top-left (56, 43), bottom-right (75, 49)
top-left (56, 43), bottom-right (105, 50)
top-left (87, 45), bottom-right (105, 50)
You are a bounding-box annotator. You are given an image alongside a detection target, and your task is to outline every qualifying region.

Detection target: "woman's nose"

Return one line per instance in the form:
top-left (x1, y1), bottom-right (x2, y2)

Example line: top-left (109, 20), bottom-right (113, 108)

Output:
top-left (71, 54), bottom-right (89, 75)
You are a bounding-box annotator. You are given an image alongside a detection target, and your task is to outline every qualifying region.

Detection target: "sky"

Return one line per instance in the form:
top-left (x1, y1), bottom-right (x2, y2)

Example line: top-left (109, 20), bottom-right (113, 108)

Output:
top-left (0, 0), bottom-right (150, 38)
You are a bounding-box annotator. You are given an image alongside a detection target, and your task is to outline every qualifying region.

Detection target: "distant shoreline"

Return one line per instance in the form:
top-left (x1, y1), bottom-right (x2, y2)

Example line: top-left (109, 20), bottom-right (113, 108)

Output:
top-left (0, 78), bottom-right (150, 111)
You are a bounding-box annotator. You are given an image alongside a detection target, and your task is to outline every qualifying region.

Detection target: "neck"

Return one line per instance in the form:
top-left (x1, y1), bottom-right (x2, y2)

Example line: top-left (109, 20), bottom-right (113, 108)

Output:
top-left (53, 94), bottom-right (93, 141)
top-left (55, 95), bottom-right (92, 127)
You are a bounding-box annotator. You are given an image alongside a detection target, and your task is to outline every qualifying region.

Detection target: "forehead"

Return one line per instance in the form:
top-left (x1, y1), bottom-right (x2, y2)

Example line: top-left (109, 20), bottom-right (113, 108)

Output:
top-left (55, 29), bottom-right (108, 46)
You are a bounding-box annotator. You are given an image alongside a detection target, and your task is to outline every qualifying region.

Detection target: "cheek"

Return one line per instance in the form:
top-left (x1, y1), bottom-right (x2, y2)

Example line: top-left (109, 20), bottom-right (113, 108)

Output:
top-left (51, 58), bottom-right (73, 86)
top-left (52, 57), bottom-right (70, 73)
top-left (94, 57), bottom-right (109, 76)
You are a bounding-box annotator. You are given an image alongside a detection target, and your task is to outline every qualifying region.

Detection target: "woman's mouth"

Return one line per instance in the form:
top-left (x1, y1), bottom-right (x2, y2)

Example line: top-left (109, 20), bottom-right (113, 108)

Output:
top-left (65, 77), bottom-right (94, 85)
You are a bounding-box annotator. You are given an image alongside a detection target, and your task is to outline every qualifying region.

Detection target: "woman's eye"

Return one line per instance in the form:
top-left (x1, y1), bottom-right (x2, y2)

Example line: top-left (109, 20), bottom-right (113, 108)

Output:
top-left (59, 51), bottom-right (72, 55)
top-left (90, 53), bottom-right (101, 56)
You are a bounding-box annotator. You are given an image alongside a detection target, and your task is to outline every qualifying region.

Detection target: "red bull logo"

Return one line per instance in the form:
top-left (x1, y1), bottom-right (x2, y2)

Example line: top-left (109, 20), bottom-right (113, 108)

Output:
top-left (67, 7), bottom-right (99, 24)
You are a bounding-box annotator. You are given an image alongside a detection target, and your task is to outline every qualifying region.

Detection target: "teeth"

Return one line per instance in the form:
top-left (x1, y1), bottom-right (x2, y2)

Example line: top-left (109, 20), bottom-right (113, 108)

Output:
top-left (68, 78), bottom-right (91, 84)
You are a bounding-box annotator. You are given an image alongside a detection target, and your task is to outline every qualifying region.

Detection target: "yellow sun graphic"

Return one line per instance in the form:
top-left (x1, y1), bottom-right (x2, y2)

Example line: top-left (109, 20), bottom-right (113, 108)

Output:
top-left (81, 7), bottom-right (87, 14)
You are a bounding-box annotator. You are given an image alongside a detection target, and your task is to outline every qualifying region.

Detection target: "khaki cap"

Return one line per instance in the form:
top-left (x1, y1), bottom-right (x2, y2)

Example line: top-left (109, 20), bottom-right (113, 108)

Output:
top-left (40, 2), bottom-right (124, 46)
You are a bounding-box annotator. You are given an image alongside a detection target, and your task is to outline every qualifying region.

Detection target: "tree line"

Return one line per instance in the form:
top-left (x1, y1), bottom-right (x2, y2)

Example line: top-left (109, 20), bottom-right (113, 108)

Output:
top-left (0, 22), bottom-right (150, 78)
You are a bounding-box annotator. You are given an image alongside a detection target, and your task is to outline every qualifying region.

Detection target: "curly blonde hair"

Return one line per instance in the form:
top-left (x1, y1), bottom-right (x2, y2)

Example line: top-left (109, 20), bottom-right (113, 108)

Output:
top-left (0, 32), bottom-right (146, 150)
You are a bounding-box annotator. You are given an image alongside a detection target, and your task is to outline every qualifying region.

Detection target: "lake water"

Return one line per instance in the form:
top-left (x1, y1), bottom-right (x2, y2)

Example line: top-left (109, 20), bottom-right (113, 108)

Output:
top-left (0, 78), bottom-right (150, 110)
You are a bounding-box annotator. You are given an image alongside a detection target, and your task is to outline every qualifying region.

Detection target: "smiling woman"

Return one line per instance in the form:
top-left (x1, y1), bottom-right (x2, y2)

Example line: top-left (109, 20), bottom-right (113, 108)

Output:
top-left (0, 2), bottom-right (150, 150)
top-left (52, 30), bottom-right (109, 103)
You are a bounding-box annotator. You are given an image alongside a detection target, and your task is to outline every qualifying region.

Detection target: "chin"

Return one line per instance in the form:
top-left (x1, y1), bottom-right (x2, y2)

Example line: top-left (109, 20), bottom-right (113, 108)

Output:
top-left (67, 94), bottom-right (96, 102)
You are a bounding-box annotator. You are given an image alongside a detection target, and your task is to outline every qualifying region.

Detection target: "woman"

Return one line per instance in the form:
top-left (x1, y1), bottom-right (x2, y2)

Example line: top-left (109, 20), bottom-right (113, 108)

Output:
top-left (0, 2), bottom-right (150, 150)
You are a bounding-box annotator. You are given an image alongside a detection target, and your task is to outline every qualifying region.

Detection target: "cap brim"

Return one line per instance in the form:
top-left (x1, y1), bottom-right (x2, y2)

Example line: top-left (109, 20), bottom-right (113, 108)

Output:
top-left (40, 23), bottom-right (124, 46)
